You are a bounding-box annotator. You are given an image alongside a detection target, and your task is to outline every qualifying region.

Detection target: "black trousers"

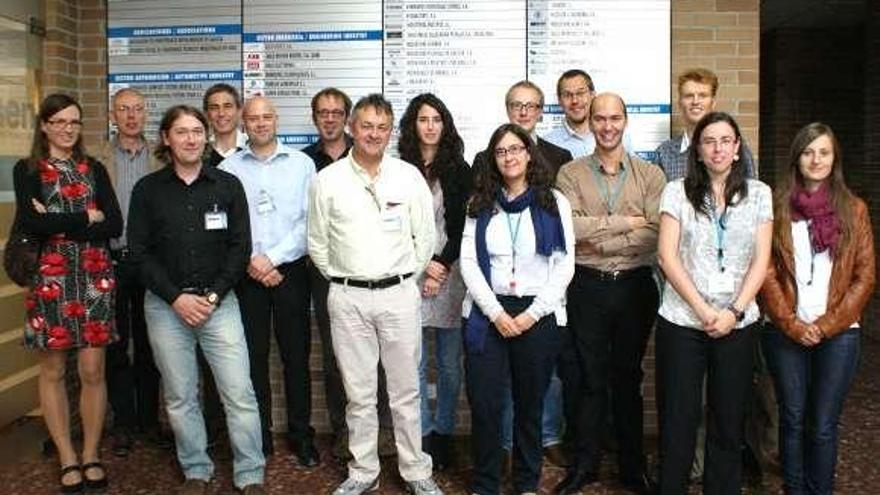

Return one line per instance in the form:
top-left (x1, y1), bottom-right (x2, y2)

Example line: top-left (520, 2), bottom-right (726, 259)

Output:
top-left (567, 266), bottom-right (658, 480)
top-left (308, 260), bottom-right (393, 435)
top-left (106, 253), bottom-right (161, 431)
top-left (465, 296), bottom-right (561, 495)
top-left (236, 257), bottom-right (314, 445)
top-left (655, 316), bottom-right (757, 495)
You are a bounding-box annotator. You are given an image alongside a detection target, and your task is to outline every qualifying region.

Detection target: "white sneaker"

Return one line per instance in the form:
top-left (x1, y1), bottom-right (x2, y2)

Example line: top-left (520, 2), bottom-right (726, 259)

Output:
top-left (406, 477), bottom-right (443, 495)
top-left (332, 477), bottom-right (379, 495)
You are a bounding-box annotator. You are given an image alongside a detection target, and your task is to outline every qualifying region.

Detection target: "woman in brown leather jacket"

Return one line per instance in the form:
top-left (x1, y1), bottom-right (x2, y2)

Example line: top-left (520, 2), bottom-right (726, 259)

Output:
top-left (759, 122), bottom-right (875, 495)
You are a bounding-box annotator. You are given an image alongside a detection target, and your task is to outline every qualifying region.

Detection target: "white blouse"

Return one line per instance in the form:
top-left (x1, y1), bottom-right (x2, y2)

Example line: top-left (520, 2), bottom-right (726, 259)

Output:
top-left (460, 190), bottom-right (575, 325)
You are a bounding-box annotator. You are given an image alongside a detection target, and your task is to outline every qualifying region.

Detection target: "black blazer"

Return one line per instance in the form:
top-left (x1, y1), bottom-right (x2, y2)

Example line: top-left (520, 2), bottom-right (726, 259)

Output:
top-left (410, 154), bottom-right (472, 268)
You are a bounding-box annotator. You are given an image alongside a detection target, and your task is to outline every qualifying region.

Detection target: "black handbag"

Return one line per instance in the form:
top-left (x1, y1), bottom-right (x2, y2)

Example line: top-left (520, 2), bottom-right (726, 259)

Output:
top-left (3, 213), bottom-right (41, 287)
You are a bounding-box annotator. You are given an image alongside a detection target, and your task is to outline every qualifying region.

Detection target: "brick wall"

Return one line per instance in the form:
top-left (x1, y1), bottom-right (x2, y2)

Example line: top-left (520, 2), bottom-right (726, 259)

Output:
top-left (45, 0), bottom-right (762, 436)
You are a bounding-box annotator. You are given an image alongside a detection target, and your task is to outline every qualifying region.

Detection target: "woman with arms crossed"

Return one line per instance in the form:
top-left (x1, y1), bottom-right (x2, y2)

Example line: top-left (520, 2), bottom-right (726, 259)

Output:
top-left (759, 123), bottom-right (874, 495)
top-left (14, 94), bottom-right (122, 492)
top-left (655, 111), bottom-right (772, 494)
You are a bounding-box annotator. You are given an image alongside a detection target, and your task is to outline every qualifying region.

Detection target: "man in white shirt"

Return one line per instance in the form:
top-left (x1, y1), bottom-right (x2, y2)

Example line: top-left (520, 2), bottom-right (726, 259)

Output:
top-left (203, 83), bottom-right (248, 167)
top-left (308, 94), bottom-right (441, 495)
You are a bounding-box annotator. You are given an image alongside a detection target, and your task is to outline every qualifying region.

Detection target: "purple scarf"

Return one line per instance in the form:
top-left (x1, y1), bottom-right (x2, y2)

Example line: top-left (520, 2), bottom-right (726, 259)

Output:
top-left (790, 182), bottom-right (840, 254)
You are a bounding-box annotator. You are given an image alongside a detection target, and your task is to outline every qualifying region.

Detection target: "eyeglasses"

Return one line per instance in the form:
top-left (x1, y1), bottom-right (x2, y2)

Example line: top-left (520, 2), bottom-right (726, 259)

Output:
top-left (507, 101), bottom-right (542, 114)
top-left (494, 144), bottom-right (527, 158)
top-left (315, 109), bottom-right (346, 119)
top-left (46, 119), bottom-right (83, 130)
top-left (560, 89), bottom-right (591, 101)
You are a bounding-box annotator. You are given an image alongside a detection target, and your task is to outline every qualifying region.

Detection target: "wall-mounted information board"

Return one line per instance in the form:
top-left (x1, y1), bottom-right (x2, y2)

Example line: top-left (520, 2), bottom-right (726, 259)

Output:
top-left (108, 0), bottom-right (669, 161)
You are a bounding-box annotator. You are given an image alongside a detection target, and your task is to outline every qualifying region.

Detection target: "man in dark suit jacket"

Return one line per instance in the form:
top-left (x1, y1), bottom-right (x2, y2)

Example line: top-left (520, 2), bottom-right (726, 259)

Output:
top-left (472, 80), bottom-right (573, 178)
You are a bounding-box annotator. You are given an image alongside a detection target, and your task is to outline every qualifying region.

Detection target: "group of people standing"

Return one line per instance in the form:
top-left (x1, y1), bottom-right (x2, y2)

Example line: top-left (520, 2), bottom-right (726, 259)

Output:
top-left (12, 65), bottom-right (873, 495)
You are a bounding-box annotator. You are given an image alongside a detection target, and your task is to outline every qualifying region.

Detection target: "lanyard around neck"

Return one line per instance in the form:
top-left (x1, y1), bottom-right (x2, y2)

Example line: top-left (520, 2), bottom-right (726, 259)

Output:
top-left (506, 210), bottom-right (524, 289)
top-left (710, 196), bottom-right (728, 272)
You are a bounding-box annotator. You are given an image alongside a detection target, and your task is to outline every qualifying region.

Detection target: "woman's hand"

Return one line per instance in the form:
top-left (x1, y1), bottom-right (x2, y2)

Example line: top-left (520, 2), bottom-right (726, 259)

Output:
top-left (425, 260), bottom-right (448, 283)
top-left (513, 312), bottom-right (536, 333)
top-left (422, 277), bottom-right (441, 297)
top-left (695, 302), bottom-right (719, 330)
top-left (31, 198), bottom-right (47, 214)
top-left (799, 323), bottom-right (823, 347)
top-left (494, 312), bottom-right (521, 338)
top-left (87, 209), bottom-right (105, 224)
top-left (705, 308), bottom-right (737, 339)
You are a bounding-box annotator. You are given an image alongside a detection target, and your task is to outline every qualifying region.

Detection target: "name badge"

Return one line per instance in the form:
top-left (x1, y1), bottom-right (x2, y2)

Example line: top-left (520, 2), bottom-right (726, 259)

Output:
top-left (380, 209), bottom-right (402, 232)
top-left (256, 190), bottom-right (275, 215)
top-left (708, 272), bottom-right (735, 295)
top-left (205, 210), bottom-right (228, 230)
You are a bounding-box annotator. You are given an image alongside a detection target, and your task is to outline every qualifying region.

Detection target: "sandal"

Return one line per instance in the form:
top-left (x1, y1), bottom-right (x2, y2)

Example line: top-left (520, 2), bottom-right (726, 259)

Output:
top-left (60, 464), bottom-right (83, 493)
top-left (82, 461), bottom-right (108, 492)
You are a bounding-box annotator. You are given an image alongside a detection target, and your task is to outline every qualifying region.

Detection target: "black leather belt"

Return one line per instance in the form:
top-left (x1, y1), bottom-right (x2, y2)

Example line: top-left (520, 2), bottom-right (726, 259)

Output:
top-left (576, 265), bottom-right (651, 282)
top-left (330, 273), bottom-right (413, 290)
top-left (180, 287), bottom-right (209, 295)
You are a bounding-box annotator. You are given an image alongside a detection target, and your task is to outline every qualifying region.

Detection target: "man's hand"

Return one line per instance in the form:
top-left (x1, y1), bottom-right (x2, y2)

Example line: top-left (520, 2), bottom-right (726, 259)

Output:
top-left (626, 216), bottom-right (647, 231)
top-left (259, 268), bottom-right (284, 288)
top-left (172, 293), bottom-right (214, 327)
top-left (425, 260), bottom-right (448, 283)
top-left (248, 254), bottom-right (275, 281)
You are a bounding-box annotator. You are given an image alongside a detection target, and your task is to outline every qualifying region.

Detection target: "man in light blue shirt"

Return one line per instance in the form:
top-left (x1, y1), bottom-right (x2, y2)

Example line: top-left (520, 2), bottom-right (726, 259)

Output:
top-left (543, 69), bottom-right (597, 158)
top-left (218, 96), bottom-right (319, 467)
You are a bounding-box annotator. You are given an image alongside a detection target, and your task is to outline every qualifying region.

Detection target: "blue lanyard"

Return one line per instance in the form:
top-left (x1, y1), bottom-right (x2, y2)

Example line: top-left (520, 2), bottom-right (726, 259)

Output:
top-left (506, 211), bottom-right (523, 288)
top-left (589, 161), bottom-right (628, 214)
top-left (710, 197), bottom-right (728, 272)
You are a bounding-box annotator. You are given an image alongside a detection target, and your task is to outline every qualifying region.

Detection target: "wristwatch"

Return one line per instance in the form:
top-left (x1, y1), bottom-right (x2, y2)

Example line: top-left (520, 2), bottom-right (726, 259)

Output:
top-left (726, 303), bottom-right (745, 322)
top-left (206, 291), bottom-right (219, 305)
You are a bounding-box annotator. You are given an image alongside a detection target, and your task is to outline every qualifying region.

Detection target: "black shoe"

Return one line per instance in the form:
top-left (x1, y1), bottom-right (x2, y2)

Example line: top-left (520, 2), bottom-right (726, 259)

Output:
top-left (82, 461), bottom-right (108, 492)
top-left (143, 428), bottom-right (175, 450)
top-left (620, 473), bottom-right (656, 495)
top-left (291, 439), bottom-right (320, 468)
top-left (432, 434), bottom-right (452, 471)
top-left (59, 464), bottom-right (83, 494)
top-left (555, 467), bottom-right (598, 494)
top-left (111, 430), bottom-right (133, 458)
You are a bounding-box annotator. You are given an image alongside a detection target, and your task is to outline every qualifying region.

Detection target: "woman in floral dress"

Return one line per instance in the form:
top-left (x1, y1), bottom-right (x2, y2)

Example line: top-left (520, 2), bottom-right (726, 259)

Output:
top-left (12, 94), bottom-right (122, 492)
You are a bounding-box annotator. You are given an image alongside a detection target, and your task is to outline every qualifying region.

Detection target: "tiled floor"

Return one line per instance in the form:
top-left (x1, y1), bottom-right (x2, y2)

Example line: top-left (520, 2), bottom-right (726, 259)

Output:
top-left (1, 338), bottom-right (878, 494)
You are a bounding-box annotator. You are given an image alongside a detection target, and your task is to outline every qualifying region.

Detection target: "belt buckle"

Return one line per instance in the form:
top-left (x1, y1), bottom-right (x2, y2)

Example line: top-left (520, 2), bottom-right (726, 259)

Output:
top-left (609, 270), bottom-right (621, 281)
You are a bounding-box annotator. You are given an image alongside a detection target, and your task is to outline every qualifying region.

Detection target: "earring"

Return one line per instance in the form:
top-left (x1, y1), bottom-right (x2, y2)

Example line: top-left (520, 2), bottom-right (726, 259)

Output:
top-left (733, 153), bottom-right (740, 161)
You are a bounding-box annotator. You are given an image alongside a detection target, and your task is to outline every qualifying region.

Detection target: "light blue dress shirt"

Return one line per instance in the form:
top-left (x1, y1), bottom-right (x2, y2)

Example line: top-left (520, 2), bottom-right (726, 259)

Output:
top-left (219, 140), bottom-right (316, 266)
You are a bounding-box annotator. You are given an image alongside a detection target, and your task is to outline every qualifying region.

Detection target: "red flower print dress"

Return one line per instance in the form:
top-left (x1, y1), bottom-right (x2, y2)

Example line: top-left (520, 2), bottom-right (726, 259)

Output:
top-left (23, 158), bottom-right (117, 350)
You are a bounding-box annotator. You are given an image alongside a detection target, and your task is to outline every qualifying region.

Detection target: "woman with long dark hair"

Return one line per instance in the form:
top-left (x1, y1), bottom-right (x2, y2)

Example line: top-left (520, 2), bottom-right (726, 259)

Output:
top-left (460, 123), bottom-right (574, 494)
top-left (655, 111), bottom-right (772, 494)
top-left (759, 123), bottom-right (874, 494)
top-left (398, 93), bottom-right (472, 469)
top-left (13, 93), bottom-right (122, 492)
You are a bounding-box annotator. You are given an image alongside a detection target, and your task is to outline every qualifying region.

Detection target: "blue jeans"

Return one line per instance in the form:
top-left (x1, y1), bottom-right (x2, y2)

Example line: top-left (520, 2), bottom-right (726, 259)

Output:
top-left (763, 326), bottom-right (860, 495)
top-left (501, 367), bottom-right (563, 449)
top-left (144, 291), bottom-right (265, 488)
top-left (419, 326), bottom-right (462, 435)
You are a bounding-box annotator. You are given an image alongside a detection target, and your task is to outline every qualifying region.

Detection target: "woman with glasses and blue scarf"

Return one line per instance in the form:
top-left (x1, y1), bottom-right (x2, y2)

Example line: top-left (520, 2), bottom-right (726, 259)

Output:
top-left (460, 123), bottom-right (574, 495)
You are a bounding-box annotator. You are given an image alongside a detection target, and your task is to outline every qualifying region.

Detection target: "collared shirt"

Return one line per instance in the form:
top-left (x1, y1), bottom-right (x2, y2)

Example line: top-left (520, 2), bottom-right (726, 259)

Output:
top-left (543, 120), bottom-right (596, 158)
top-left (219, 140), bottom-right (315, 266)
top-left (308, 153), bottom-right (435, 280)
top-left (106, 135), bottom-right (152, 247)
top-left (302, 134), bottom-right (353, 172)
top-left (556, 152), bottom-right (667, 271)
top-left (209, 129), bottom-right (249, 157)
top-left (654, 132), bottom-right (756, 181)
top-left (657, 178), bottom-right (772, 328)
top-left (127, 165), bottom-right (251, 305)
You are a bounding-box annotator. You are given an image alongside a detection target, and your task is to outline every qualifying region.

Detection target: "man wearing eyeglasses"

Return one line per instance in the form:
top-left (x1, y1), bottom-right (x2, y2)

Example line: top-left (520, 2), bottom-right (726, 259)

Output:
top-left (203, 83), bottom-right (248, 168)
top-left (544, 70), bottom-right (597, 158)
top-left (555, 93), bottom-right (666, 495)
top-left (303, 87), bottom-right (353, 171)
top-left (474, 80), bottom-right (573, 180)
top-left (309, 94), bottom-right (441, 495)
top-left (218, 96), bottom-right (319, 466)
top-left (99, 88), bottom-right (170, 457)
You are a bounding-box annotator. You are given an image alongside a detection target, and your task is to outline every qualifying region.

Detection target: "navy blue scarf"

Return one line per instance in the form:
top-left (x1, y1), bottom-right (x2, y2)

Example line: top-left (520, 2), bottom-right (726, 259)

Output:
top-left (464, 187), bottom-right (566, 353)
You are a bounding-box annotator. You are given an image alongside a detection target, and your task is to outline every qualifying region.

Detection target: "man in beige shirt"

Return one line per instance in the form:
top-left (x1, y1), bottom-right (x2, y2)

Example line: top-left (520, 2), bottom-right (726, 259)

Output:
top-left (554, 93), bottom-right (666, 495)
top-left (308, 94), bottom-right (441, 495)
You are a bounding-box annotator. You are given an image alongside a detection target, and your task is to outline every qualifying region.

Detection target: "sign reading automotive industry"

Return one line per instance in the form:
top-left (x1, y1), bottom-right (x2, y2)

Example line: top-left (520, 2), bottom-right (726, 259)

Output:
top-left (107, 0), bottom-right (242, 138)
top-left (108, 1), bottom-right (669, 158)
top-left (243, 0), bottom-right (383, 146)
